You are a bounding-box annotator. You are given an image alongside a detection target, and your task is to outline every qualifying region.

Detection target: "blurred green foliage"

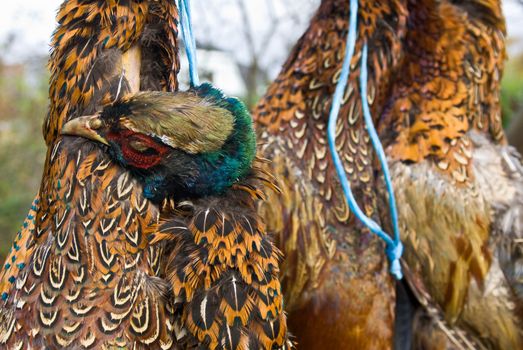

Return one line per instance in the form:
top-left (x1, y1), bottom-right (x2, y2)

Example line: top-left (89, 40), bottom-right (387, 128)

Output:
top-left (501, 54), bottom-right (523, 127)
top-left (0, 60), bottom-right (47, 259)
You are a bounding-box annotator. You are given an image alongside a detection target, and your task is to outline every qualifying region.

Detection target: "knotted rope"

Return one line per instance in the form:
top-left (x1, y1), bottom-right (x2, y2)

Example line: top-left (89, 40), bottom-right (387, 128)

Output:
top-left (327, 0), bottom-right (403, 279)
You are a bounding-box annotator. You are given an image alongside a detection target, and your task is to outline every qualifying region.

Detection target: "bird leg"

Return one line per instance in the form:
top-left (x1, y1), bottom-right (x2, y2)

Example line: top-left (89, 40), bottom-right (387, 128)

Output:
top-left (121, 45), bottom-right (141, 94)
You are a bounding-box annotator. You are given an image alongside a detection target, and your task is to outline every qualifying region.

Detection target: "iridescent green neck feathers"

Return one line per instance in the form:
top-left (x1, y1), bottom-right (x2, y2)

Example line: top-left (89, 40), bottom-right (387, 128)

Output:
top-left (61, 83), bottom-right (257, 201)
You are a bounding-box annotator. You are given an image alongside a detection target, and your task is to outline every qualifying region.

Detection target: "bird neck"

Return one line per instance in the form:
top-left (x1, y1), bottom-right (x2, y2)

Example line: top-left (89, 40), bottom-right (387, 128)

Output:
top-left (187, 84), bottom-right (257, 199)
top-left (196, 103), bottom-right (257, 196)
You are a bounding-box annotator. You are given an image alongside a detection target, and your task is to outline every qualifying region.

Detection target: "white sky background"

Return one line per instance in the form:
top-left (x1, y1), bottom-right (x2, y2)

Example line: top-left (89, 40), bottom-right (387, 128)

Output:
top-left (1, 0), bottom-right (522, 58)
top-left (0, 0), bottom-right (522, 94)
top-left (0, 1), bottom-right (62, 61)
top-left (0, 0), bottom-right (318, 63)
top-left (0, 0), bottom-right (319, 94)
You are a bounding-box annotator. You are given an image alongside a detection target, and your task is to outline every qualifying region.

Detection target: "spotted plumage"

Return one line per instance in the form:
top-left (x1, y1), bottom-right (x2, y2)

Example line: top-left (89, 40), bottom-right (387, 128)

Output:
top-left (59, 86), bottom-right (290, 349)
top-left (254, 0), bottom-right (407, 348)
top-left (153, 193), bottom-right (288, 350)
top-left (380, 1), bottom-right (523, 348)
top-left (0, 197), bottom-right (39, 302)
top-left (254, 0), bottom-right (523, 349)
top-left (0, 0), bottom-right (181, 348)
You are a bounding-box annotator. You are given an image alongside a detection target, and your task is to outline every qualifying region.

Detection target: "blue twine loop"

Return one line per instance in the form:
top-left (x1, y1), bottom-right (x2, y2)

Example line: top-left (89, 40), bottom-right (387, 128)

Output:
top-left (386, 241), bottom-right (404, 278)
top-left (176, 0), bottom-right (403, 278)
top-left (177, 0), bottom-right (200, 86)
top-left (327, 0), bottom-right (403, 279)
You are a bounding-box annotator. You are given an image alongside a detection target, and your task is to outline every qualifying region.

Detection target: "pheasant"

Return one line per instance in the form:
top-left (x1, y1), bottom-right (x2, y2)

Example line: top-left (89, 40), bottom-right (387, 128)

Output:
top-left (255, 0), bottom-right (523, 349)
top-left (0, 0), bottom-right (181, 348)
top-left (254, 0), bottom-right (408, 348)
top-left (59, 84), bottom-right (290, 349)
top-left (0, 0), bottom-right (291, 348)
top-left (380, 0), bottom-right (523, 348)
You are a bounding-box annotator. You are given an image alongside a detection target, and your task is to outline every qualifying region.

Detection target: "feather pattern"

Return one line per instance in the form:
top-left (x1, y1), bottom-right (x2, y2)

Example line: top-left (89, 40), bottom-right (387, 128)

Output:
top-left (254, 0), bottom-right (407, 348)
top-left (380, 0), bottom-right (523, 348)
top-left (0, 1), bottom-right (181, 348)
top-left (255, 0), bottom-right (523, 348)
top-left (151, 175), bottom-right (290, 350)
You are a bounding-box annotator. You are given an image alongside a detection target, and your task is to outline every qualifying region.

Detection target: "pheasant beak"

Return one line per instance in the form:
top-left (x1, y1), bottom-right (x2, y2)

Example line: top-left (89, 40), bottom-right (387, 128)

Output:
top-left (61, 115), bottom-right (109, 146)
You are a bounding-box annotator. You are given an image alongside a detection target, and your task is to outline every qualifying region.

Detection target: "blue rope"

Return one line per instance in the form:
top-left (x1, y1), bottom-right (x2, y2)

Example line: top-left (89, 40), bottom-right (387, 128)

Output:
top-left (177, 0), bottom-right (200, 86)
top-left (176, 0), bottom-right (403, 278)
top-left (327, 0), bottom-right (403, 279)
top-left (360, 44), bottom-right (403, 279)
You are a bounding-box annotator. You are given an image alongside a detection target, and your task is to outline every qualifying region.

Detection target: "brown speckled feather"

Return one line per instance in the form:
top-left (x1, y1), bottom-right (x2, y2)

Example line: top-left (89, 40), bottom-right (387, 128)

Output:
top-left (0, 0), bottom-right (181, 348)
top-left (380, 0), bottom-right (523, 348)
top-left (254, 0), bottom-right (407, 348)
top-left (44, 0), bottom-right (179, 146)
top-left (0, 196), bottom-right (39, 301)
top-left (152, 173), bottom-right (290, 350)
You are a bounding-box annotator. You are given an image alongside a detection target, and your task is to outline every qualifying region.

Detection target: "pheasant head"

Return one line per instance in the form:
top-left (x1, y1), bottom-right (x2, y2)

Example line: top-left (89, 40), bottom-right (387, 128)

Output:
top-left (61, 84), bottom-right (257, 202)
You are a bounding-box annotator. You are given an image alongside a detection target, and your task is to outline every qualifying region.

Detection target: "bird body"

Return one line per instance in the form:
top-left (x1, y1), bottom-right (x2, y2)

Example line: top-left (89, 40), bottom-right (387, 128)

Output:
top-left (60, 86), bottom-right (290, 349)
top-left (0, 0), bottom-right (181, 348)
top-left (380, 0), bottom-right (523, 348)
top-left (0, 0), bottom-right (290, 348)
top-left (254, 0), bottom-right (407, 348)
top-left (254, 0), bottom-right (523, 349)
top-left (2, 0), bottom-right (521, 349)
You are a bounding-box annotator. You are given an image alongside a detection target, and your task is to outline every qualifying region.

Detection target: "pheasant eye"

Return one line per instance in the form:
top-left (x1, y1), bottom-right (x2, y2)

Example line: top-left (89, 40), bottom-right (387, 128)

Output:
top-left (116, 131), bottom-right (170, 169)
top-left (128, 138), bottom-right (154, 153)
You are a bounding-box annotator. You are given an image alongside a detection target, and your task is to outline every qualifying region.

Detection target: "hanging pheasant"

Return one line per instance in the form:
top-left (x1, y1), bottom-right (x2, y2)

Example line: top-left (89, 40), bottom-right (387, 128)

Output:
top-left (0, 0), bottom-right (181, 348)
top-left (254, 0), bottom-right (408, 348)
top-left (380, 0), bottom-right (523, 349)
top-left (0, 0), bottom-right (290, 347)
top-left (59, 84), bottom-right (290, 349)
top-left (255, 0), bottom-right (523, 349)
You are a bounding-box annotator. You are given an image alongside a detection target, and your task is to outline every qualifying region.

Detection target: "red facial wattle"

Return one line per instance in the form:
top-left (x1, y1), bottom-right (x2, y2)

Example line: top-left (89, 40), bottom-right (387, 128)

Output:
top-left (107, 130), bottom-right (170, 169)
